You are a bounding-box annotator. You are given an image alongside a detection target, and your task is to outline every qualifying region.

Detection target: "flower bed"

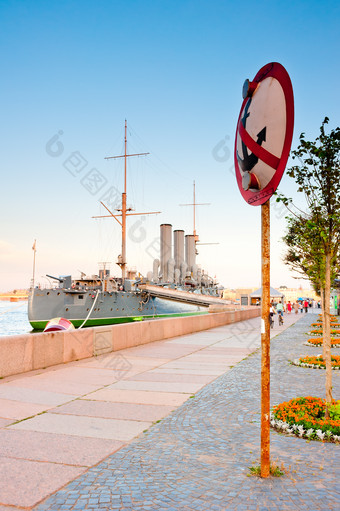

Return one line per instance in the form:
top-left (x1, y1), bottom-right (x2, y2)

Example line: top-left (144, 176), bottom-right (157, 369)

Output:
top-left (291, 354), bottom-right (340, 370)
top-left (316, 316), bottom-right (338, 324)
top-left (305, 338), bottom-right (340, 348)
top-left (271, 397), bottom-right (340, 442)
top-left (309, 329), bottom-right (340, 336)
top-left (310, 322), bottom-right (340, 328)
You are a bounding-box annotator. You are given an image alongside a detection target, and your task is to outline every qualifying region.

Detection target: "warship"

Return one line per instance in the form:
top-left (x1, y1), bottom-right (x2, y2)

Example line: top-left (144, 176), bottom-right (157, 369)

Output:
top-left (28, 122), bottom-right (224, 330)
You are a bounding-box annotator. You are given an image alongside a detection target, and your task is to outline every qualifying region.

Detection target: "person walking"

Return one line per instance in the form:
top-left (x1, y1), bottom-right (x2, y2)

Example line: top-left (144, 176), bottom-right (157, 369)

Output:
top-left (276, 300), bottom-right (284, 325)
top-left (269, 303), bottom-right (276, 328)
top-left (293, 302), bottom-right (299, 314)
top-left (299, 301), bottom-right (303, 313)
top-left (304, 299), bottom-right (309, 313)
top-left (287, 301), bottom-right (292, 314)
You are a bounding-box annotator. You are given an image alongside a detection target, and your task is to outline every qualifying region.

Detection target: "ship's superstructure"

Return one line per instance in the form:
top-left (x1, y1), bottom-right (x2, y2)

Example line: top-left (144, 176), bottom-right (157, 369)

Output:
top-left (147, 223), bottom-right (216, 291)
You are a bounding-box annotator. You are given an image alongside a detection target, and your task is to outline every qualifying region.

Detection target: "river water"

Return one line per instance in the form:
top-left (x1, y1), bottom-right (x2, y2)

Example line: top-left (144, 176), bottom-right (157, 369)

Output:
top-left (0, 300), bottom-right (32, 336)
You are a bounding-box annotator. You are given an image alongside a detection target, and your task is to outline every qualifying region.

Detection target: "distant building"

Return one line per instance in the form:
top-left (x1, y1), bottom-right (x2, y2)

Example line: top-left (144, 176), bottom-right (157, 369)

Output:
top-left (222, 288), bottom-right (257, 304)
top-left (277, 287), bottom-right (320, 303)
top-left (249, 286), bottom-right (284, 305)
top-left (222, 286), bottom-right (321, 307)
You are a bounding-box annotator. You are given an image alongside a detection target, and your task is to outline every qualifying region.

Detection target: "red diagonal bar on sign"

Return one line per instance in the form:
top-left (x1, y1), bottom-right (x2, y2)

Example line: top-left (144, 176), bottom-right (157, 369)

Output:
top-left (238, 122), bottom-right (280, 170)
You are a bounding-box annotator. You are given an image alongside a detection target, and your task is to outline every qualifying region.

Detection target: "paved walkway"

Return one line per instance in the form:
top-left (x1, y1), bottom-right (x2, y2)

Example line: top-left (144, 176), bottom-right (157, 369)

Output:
top-left (1, 311), bottom-right (339, 510)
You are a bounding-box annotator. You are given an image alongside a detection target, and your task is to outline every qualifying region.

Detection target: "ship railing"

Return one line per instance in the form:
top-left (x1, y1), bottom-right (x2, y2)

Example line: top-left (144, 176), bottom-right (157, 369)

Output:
top-left (34, 281), bottom-right (60, 290)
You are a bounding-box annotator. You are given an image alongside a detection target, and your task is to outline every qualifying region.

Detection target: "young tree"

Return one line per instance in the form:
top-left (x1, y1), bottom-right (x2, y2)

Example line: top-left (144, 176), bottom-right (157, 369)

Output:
top-left (282, 213), bottom-right (340, 359)
top-left (279, 118), bottom-right (340, 413)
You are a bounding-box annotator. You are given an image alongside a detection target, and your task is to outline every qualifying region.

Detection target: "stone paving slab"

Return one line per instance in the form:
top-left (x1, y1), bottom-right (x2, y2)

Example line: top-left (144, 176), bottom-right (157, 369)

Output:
top-left (119, 344), bottom-right (199, 359)
top-left (203, 346), bottom-right (254, 354)
top-left (3, 376), bottom-right (101, 396)
top-left (87, 388), bottom-right (191, 406)
top-left (79, 355), bottom-right (171, 369)
top-left (0, 429), bottom-right (122, 466)
top-left (149, 367), bottom-right (224, 376)
top-left (9, 413), bottom-right (152, 441)
top-left (50, 400), bottom-right (174, 422)
top-left (0, 455), bottom-right (85, 508)
top-left (159, 360), bottom-right (232, 371)
top-left (0, 398), bottom-right (49, 420)
top-left (178, 353), bottom-right (247, 364)
top-left (0, 418), bottom-right (12, 428)
top-left (0, 385), bottom-right (77, 406)
top-left (32, 313), bottom-right (340, 511)
top-left (125, 372), bottom-right (216, 383)
top-left (165, 336), bottom-right (226, 346)
top-left (110, 380), bottom-right (203, 394)
top-left (33, 366), bottom-right (120, 385)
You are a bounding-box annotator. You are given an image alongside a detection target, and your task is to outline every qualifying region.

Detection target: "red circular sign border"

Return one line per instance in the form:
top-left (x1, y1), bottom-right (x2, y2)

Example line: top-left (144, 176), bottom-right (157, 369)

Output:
top-left (234, 62), bottom-right (294, 206)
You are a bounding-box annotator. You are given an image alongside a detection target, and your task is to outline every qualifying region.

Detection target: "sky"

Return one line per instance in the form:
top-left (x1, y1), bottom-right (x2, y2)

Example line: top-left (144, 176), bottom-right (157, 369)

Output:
top-left (0, 0), bottom-right (339, 292)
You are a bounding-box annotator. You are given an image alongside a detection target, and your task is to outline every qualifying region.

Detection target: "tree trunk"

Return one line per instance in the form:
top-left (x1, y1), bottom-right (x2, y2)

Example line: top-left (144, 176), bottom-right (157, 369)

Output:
top-left (324, 250), bottom-right (333, 417)
top-left (320, 286), bottom-right (326, 359)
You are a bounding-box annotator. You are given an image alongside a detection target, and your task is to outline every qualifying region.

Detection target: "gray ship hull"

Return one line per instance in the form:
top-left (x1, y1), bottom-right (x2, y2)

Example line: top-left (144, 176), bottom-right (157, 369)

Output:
top-left (28, 287), bottom-right (208, 330)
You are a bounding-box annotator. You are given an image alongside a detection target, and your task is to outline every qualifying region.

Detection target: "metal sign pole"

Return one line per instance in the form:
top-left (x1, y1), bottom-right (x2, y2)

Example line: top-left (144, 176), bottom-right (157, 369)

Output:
top-left (261, 199), bottom-right (270, 478)
top-left (234, 62), bottom-right (293, 479)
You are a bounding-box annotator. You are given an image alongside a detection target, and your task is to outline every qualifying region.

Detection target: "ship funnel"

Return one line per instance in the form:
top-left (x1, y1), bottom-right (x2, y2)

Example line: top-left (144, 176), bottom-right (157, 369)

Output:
top-left (174, 230), bottom-right (185, 272)
top-left (160, 224), bottom-right (172, 282)
top-left (185, 234), bottom-right (196, 272)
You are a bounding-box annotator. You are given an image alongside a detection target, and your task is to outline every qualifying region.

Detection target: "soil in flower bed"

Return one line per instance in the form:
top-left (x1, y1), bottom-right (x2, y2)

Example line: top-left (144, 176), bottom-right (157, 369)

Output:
top-left (306, 338), bottom-right (340, 347)
top-left (297, 354), bottom-right (340, 369)
top-left (272, 397), bottom-right (340, 441)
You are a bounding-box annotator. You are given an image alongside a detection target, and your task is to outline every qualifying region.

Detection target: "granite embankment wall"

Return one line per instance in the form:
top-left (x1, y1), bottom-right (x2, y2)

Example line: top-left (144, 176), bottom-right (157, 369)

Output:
top-left (0, 308), bottom-right (261, 379)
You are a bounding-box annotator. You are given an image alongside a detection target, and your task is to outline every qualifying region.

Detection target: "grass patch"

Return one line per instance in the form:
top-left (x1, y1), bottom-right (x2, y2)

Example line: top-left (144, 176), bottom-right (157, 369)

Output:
top-left (248, 460), bottom-right (287, 477)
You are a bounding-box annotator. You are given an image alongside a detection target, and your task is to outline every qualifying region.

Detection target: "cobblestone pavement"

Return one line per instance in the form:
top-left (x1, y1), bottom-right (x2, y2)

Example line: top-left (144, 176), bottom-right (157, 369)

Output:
top-left (34, 314), bottom-right (339, 511)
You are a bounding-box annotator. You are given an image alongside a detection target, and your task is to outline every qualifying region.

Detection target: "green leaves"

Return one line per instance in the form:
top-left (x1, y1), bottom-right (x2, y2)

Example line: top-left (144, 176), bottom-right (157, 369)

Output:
top-left (281, 118), bottom-right (340, 289)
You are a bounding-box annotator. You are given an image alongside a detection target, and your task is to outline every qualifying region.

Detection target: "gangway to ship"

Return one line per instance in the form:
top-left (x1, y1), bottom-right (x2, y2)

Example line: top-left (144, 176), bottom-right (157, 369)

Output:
top-left (140, 284), bottom-right (228, 308)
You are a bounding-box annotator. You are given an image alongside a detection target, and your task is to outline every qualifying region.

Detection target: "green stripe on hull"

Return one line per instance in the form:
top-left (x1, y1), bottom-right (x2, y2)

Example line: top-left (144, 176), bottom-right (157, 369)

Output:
top-left (30, 311), bottom-right (208, 331)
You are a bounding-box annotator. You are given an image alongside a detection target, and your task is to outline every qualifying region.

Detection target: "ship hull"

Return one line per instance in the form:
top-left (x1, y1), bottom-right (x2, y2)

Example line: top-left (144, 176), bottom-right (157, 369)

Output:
top-left (28, 288), bottom-right (208, 330)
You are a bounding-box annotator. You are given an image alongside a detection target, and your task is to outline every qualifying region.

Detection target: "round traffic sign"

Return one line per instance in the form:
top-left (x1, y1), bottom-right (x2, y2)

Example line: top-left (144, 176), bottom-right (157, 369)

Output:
top-left (234, 62), bottom-right (294, 206)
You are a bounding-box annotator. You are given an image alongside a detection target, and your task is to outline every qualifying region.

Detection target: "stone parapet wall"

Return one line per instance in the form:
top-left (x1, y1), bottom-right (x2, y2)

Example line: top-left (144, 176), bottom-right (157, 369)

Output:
top-left (0, 308), bottom-right (260, 379)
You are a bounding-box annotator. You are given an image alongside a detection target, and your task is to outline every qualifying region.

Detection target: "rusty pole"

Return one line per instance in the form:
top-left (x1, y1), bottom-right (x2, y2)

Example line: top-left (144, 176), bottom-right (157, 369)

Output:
top-left (261, 199), bottom-right (270, 477)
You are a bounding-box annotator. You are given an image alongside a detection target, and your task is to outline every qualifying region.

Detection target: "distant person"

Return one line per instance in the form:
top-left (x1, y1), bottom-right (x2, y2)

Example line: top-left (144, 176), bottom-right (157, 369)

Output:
top-left (293, 302), bottom-right (299, 314)
top-left (276, 300), bottom-right (284, 316)
top-left (287, 301), bottom-right (292, 314)
top-left (318, 301), bottom-right (321, 309)
top-left (269, 304), bottom-right (276, 327)
top-left (299, 302), bottom-right (303, 313)
top-left (304, 299), bottom-right (309, 313)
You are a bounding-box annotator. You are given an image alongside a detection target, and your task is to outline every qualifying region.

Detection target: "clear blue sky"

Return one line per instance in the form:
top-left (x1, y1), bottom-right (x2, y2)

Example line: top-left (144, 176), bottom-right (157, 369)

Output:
top-left (1, 0), bottom-right (339, 291)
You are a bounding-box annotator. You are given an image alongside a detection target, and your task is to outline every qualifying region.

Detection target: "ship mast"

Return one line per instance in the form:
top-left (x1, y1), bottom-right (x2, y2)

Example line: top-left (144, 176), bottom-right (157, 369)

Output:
top-left (121, 121), bottom-right (128, 279)
top-left (93, 120), bottom-right (160, 280)
top-left (180, 180), bottom-right (210, 244)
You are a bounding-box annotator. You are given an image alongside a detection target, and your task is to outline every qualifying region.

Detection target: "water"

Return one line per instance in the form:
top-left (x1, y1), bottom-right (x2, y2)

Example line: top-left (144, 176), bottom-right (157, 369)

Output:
top-left (0, 300), bottom-right (32, 336)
